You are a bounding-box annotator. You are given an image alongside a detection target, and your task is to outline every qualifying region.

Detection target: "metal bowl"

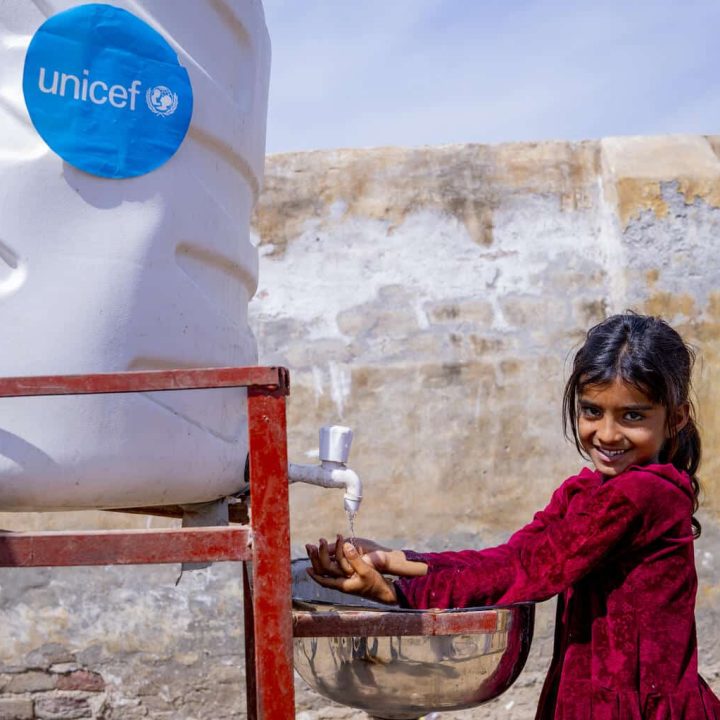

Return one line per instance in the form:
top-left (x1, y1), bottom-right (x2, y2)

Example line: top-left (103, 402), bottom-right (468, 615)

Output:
top-left (291, 560), bottom-right (535, 720)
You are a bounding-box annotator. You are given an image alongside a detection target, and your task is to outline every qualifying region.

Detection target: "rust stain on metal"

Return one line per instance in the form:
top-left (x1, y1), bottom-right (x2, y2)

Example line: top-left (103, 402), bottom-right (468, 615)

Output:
top-left (293, 607), bottom-right (501, 638)
top-left (0, 527), bottom-right (251, 567)
top-left (0, 366), bottom-right (288, 399)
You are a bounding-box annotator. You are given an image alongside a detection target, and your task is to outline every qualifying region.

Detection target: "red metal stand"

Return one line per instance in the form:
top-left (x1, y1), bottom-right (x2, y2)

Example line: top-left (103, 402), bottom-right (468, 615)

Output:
top-left (0, 366), bottom-right (295, 719)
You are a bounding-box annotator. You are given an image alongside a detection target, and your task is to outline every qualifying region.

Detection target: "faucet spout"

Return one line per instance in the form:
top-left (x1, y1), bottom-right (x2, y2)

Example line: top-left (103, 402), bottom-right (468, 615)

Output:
top-left (288, 461), bottom-right (362, 514)
top-left (288, 425), bottom-right (362, 514)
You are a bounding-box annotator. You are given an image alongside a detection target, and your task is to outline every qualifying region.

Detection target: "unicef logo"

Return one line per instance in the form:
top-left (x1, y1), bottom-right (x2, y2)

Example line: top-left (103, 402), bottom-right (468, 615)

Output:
top-left (146, 85), bottom-right (178, 117)
top-left (22, 4), bottom-right (193, 178)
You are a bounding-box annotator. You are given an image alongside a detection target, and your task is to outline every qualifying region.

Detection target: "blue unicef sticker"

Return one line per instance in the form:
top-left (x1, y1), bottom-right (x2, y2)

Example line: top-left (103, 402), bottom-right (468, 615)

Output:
top-left (22, 3), bottom-right (193, 179)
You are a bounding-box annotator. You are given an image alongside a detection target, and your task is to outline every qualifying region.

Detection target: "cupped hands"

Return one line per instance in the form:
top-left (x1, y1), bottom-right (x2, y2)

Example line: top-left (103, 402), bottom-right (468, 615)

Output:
top-left (305, 534), bottom-right (398, 605)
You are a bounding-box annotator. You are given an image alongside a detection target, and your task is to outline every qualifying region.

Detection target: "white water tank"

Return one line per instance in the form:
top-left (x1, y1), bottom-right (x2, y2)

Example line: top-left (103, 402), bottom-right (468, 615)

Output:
top-left (0, 1), bottom-right (270, 510)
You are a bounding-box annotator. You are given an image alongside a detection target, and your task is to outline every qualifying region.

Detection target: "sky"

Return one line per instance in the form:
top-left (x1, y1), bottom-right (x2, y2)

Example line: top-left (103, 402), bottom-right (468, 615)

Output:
top-left (262, 0), bottom-right (720, 154)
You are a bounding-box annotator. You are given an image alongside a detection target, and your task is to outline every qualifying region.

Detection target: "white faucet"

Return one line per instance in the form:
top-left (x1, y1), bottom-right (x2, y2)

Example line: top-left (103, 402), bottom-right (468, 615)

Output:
top-left (288, 426), bottom-right (362, 514)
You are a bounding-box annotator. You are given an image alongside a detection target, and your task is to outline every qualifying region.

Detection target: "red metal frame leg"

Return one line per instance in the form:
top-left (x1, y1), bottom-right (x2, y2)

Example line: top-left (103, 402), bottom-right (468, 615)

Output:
top-left (243, 562), bottom-right (258, 720)
top-left (247, 387), bottom-right (295, 719)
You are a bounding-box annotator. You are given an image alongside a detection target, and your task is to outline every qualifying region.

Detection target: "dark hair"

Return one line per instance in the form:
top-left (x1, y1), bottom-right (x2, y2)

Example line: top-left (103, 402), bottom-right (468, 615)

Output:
top-left (562, 312), bottom-right (702, 537)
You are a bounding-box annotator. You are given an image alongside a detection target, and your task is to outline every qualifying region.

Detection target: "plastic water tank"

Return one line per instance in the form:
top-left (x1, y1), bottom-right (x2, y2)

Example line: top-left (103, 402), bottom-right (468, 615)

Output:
top-left (0, 1), bottom-right (270, 510)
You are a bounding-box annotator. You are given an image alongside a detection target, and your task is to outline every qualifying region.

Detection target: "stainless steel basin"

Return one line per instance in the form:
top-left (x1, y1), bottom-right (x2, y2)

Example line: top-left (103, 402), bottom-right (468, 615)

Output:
top-left (291, 560), bottom-right (534, 720)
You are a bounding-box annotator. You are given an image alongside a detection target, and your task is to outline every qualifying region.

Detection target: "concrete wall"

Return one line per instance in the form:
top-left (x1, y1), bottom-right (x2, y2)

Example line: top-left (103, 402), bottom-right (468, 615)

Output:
top-left (1, 134), bottom-right (719, 719)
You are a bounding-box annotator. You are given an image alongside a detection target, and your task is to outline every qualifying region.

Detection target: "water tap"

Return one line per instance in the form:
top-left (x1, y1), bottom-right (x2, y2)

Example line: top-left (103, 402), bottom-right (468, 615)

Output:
top-left (288, 425), bottom-right (362, 514)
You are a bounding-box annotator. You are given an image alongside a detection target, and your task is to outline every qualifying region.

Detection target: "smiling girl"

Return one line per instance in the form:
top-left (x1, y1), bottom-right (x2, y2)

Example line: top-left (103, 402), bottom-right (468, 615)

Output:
top-left (307, 313), bottom-right (720, 719)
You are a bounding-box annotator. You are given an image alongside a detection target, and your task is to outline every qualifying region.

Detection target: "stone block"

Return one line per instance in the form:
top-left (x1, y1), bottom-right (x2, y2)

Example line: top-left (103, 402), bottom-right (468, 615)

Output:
top-left (5, 670), bottom-right (56, 693)
top-left (285, 338), bottom-right (352, 368)
top-left (335, 304), bottom-right (372, 335)
top-left (133, 695), bottom-right (173, 714)
top-left (337, 302), bottom-right (417, 339)
top-left (101, 699), bottom-right (148, 720)
top-left (424, 298), bottom-right (494, 326)
top-left (500, 294), bottom-right (565, 328)
top-left (0, 666), bottom-right (29, 676)
top-left (56, 671), bottom-right (104, 692)
top-left (34, 695), bottom-right (92, 720)
top-left (0, 697), bottom-right (33, 720)
top-left (572, 296), bottom-right (608, 327)
top-left (25, 645), bottom-right (76, 671)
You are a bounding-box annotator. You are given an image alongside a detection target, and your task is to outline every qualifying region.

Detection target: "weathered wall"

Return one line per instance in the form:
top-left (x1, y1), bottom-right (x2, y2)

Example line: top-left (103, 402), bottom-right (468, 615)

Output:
top-left (255, 135), bottom-right (720, 541)
top-left (1, 134), bottom-right (719, 719)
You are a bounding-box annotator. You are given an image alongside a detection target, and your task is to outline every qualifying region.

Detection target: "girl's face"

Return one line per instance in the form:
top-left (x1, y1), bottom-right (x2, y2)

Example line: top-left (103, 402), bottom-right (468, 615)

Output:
top-left (577, 376), bottom-right (686, 477)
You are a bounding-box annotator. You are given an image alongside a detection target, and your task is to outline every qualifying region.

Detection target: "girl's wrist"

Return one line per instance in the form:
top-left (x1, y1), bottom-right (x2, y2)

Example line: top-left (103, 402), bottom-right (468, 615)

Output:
top-left (378, 579), bottom-right (398, 604)
top-left (388, 551), bottom-right (428, 577)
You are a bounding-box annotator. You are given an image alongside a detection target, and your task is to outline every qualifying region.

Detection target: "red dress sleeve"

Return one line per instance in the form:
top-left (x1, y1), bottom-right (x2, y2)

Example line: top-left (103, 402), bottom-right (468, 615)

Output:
top-left (395, 475), bottom-right (645, 609)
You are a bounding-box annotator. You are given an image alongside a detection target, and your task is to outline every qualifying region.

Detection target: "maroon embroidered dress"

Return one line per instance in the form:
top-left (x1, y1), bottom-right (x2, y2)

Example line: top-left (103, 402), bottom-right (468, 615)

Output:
top-left (395, 464), bottom-right (720, 719)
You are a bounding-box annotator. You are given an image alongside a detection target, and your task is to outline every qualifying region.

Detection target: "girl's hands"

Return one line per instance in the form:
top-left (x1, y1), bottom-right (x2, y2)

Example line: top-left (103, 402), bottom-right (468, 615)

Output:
top-left (306, 535), bottom-right (428, 578)
top-left (305, 535), bottom-right (398, 605)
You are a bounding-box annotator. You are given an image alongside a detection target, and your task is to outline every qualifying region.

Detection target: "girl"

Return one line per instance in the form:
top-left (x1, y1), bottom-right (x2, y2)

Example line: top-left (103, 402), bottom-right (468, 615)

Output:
top-left (307, 313), bottom-right (720, 719)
